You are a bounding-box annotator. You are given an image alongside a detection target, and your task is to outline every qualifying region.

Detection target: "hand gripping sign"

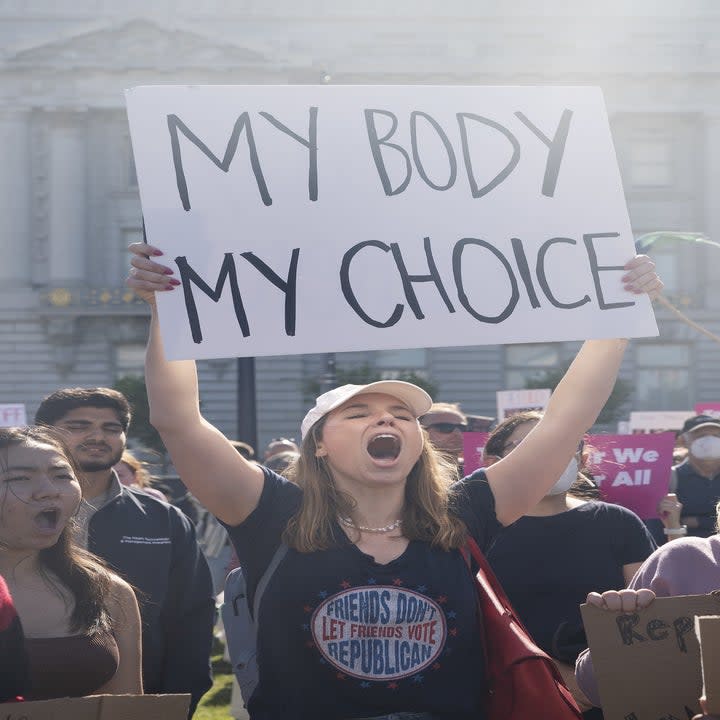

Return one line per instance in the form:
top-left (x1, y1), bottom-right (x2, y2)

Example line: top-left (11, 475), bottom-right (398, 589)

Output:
top-left (126, 85), bottom-right (658, 360)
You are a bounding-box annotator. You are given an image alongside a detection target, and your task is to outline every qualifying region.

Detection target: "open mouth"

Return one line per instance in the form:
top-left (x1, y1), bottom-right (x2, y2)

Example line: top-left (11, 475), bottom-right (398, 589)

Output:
top-left (367, 434), bottom-right (401, 461)
top-left (81, 445), bottom-right (109, 453)
top-left (34, 509), bottom-right (60, 532)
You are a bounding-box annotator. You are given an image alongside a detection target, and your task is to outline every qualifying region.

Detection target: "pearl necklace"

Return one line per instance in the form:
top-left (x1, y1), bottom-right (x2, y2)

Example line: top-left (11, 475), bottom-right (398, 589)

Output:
top-left (339, 516), bottom-right (402, 534)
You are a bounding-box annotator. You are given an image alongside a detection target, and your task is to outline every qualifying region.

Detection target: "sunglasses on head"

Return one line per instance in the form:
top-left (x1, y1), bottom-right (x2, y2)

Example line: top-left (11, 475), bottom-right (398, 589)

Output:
top-left (426, 422), bottom-right (467, 434)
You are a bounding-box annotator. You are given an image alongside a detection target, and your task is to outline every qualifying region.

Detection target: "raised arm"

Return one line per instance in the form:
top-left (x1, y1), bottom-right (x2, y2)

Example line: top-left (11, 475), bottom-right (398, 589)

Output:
top-left (485, 255), bottom-right (663, 526)
top-left (127, 242), bottom-right (264, 526)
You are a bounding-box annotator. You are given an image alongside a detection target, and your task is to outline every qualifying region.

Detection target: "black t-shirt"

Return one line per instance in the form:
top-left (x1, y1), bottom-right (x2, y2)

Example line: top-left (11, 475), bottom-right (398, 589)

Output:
top-left (485, 500), bottom-right (656, 660)
top-left (227, 467), bottom-right (501, 720)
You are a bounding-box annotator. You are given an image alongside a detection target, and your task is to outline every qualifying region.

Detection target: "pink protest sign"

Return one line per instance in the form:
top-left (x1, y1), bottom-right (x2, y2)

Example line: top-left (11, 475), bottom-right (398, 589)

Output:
top-left (695, 402), bottom-right (720, 419)
top-left (588, 432), bottom-right (675, 519)
top-left (463, 432), bottom-right (490, 475)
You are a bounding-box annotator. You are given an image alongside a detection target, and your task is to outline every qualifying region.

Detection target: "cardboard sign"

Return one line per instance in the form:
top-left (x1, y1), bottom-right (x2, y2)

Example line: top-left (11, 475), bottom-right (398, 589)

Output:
top-left (0, 403), bottom-right (26, 427)
top-left (581, 594), bottom-right (720, 720)
top-left (0, 694), bottom-right (190, 720)
top-left (126, 84), bottom-right (658, 360)
top-left (495, 388), bottom-right (551, 421)
top-left (629, 411), bottom-right (694, 434)
top-left (695, 402), bottom-right (720, 420)
top-left (462, 431), bottom-right (490, 475)
top-left (588, 432), bottom-right (675, 519)
top-left (696, 615), bottom-right (720, 715)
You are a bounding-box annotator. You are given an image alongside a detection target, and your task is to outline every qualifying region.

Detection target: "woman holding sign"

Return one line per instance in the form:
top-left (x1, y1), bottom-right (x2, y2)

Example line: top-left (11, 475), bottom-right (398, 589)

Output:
top-left (128, 242), bottom-right (662, 720)
top-left (0, 426), bottom-right (142, 699)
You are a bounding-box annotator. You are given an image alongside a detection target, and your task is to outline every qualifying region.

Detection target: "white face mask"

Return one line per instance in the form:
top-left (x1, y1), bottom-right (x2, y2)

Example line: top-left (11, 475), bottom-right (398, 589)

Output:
top-left (690, 435), bottom-right (720, 460)
top-left (547, 458), bottom-right (579, 496)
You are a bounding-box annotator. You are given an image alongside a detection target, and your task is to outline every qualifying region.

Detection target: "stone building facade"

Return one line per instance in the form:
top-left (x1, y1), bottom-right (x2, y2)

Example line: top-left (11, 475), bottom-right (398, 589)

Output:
top-left (1, 0), bottom-right (719, 450)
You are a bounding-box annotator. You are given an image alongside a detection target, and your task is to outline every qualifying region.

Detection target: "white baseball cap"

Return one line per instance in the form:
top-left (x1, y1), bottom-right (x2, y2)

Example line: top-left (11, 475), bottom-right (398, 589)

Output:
top-left (300, 381), bottom-right (433, 439)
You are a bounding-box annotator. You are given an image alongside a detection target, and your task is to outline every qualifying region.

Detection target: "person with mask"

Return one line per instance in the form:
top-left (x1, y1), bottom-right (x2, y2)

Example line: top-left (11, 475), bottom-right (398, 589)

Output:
top-left (664, 415), bottom-right (720, 539)
top-left (483, 411), bottom-right (657, 719)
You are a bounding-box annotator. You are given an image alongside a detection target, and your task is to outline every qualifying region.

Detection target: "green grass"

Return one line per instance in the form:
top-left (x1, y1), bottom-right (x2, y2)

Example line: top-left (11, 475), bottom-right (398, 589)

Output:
top-left (195, 646), bottom-right (234, 720)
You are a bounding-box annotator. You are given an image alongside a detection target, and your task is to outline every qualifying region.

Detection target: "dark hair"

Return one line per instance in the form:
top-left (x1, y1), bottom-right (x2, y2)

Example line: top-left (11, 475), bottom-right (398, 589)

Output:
top-left (35, 387), bottom-right (131, 431)
top-left (0, 426), bottom-right (114, 634)
top-left (264, 450), bottom-right (300, 475)
top-left (484, 411), bottom-right (545, 458)
top-left (485, 411), bottom-right (600, 499)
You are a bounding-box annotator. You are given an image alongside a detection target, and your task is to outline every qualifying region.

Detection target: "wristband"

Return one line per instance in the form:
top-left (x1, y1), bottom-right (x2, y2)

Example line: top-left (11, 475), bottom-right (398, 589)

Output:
top-left (663, 525), bottom-right (687, 536)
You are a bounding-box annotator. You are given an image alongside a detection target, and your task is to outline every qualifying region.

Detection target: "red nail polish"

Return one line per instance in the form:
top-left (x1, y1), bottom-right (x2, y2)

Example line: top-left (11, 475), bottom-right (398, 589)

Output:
top-left (152, 249), bottom-right (164, 256)
top-left (164, 284), bottom-right (176, 291)
top-left (168, 278), bottom-right (181, 286)
top-left (163, 267), bottom-right (175, 275)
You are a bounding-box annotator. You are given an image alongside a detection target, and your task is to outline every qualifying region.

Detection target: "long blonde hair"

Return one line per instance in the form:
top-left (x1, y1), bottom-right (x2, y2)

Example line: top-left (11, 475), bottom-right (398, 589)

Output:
top-left (283, 417), bottom-right (468, 552)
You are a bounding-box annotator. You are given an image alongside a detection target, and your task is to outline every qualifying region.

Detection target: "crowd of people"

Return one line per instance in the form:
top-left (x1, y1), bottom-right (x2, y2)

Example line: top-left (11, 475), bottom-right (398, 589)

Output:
top-left (1, 247), bottom-right (718, 720)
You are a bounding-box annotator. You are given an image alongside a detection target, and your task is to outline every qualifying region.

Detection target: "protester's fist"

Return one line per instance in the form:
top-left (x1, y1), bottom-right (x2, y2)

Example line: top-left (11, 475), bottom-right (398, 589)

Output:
top-left (658, 493), bottom-right (683, 529)
top-left (127, 243), bottom-right (179, 304)
top-left (622, 255), bottom-right (664, 300)
top-left (585, 588), bottom-right (656, 612)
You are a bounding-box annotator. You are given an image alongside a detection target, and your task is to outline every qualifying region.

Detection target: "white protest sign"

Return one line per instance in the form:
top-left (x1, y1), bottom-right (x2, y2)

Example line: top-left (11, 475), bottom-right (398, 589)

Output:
top-left (495, 388), bottom-right (551, 421)
top-left (0, 403), bottom-right (26, 427)
top-left (126, 85), bottom-right (658, 360)
top-left (696, 402), bottom-right (720, 419)
top-left (629, 410), bottom-right (694, 434)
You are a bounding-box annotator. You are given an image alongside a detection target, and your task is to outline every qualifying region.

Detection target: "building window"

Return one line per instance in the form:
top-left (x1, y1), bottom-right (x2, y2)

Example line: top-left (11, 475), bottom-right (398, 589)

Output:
top-left (374, 348), bottom-right (427, 379)
top-left (115, 343), bottom-right (146, 379)
top-left (635, 344), bottom-right (691, 410)
top-left (504, 343), bottom-right (561, 389)
top-left (628, 137), bottom-right (672, 188)
top-left (633, 232), bottom-right (700, 306)
top-left (645, 246), bottom-right (680, 296)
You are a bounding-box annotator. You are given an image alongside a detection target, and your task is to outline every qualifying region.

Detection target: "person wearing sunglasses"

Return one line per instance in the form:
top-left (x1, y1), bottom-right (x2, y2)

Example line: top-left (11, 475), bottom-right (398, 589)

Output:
top-left (419, 403), bottom-right (468, 471)
top-left (483, 411), bottom-right (657, 719)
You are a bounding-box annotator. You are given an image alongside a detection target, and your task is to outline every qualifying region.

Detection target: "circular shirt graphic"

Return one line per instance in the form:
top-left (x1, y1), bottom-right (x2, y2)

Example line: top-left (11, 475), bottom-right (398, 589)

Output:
top-left (311, 585), bottom-right (446, 680)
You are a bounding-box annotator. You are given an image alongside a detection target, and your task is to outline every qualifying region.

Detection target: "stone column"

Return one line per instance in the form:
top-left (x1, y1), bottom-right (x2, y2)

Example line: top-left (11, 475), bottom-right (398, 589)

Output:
top-left (0, 108), bottom-right (31, 286)
top-left (48, 109), bottom-right (87, 285)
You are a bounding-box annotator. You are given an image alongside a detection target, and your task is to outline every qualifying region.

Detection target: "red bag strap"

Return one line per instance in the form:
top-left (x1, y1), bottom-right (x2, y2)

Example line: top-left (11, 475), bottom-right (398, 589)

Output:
top-left (462, 537), bottom-right (583, 719)
top-left (463, 536), bottom-right (537, 641)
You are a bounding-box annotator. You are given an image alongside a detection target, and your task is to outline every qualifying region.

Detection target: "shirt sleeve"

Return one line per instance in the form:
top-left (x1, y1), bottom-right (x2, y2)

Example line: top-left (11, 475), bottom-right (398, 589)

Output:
top-left (574, 647), bottom-right (601, 707)
top-left (626, 543), bottom-right (680, 596)
top-left (451, 470), bottom-right (503, 552)
top-left (608, 504), bottom-right (657, 566)
top-left (223, 467), bottom-right (302, 602)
